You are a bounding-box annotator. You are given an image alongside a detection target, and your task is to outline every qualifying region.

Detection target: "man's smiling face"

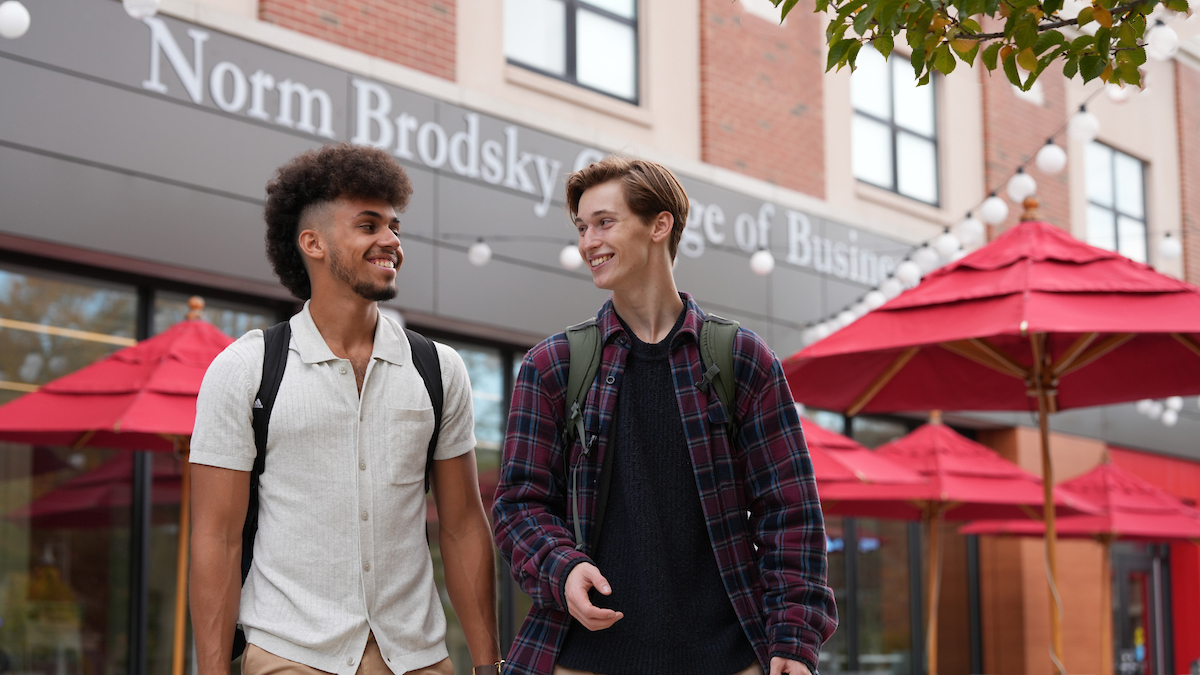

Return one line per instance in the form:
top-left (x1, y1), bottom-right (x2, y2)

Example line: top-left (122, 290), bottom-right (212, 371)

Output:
top-left (323, 197), bottom-right (403, 302)
top-left (574, 180), bottom-right (658, 293)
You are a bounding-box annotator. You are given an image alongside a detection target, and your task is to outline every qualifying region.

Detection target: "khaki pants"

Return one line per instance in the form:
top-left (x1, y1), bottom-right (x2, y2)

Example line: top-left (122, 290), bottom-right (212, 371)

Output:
top-left (552, 662), bottom-right (764, 675)
top-left (243, 634), bottom-right (453, 675)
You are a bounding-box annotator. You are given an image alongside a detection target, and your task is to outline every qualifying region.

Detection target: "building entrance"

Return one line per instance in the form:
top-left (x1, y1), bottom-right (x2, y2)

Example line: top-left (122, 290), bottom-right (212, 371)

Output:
top-left (1113, 543), bottom-right (1174, 675)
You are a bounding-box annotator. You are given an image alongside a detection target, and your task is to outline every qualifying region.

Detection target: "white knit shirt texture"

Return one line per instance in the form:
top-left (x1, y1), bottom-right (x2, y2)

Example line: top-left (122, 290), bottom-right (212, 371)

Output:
top-left (190, 303), bottom-right (476, 675)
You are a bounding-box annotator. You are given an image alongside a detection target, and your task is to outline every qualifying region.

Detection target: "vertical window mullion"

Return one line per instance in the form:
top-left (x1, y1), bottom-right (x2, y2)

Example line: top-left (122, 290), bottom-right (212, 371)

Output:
top-left (888, 62), bottom-right (901, 199)
top-left (565, 0), bottom-right (578, 83)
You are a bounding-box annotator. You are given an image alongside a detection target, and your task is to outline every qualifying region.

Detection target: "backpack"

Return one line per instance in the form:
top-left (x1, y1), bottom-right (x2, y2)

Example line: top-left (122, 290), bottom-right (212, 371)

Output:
top-left (231, 320), bottom-right (445, 659)
top-left (562, 313), bottom-right (740, 551)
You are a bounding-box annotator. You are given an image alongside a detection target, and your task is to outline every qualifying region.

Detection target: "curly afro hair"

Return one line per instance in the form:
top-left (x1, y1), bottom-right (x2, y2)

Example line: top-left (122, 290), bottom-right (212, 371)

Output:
top-left (264, 143), bottom-right (413, 300)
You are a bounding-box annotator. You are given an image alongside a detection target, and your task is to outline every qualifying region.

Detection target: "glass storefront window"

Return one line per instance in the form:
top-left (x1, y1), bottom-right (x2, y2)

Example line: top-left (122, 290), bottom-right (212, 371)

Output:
top-left (857, 518), bottom-right (913, 674)
top-left (152, 293), bottom-right (274, 340)
top-left (0, 264), bottom-right (139, 675)
top-left (820, 516), bottom-right (850, 673)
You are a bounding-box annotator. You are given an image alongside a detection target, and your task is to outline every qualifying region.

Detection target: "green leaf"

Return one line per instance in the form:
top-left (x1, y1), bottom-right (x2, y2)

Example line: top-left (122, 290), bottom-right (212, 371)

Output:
top-left (918, 71), bottom-right (932, 86)
top-left (1077, 6), bottom-right (1094, 26)
top-left (876, 0), bottom-right (905, 28)
top-left (853, 0), bottom-right (882, 36)
top-left (1117, 22), bottom-right (1138, 47)
top-left (960, 17), bottom-right (982, 33)
top-left (1165, 0), bottom-right (1189, 11)
top-left (837, 0), bottom-right (869, 22)
top-left (963, 41), bottom-right (982, 65)
top-left (1128, 45), bottom-right (1147, 66)
top-left (827, 19), bottom-right (850, 42)
top-left (781, 0), bottom-right (801, 18)
top-left (1015, 19), bottom-right (1039, 50)
top-left (1079, 53), bottom-right (1107, 81)
top-left (827, 38), bottom-right (853, 72)
top-left (1117, 62), bottom-right (1141, 86)
top-left (1043, 0), bottom-right (1065, 14)
top-left (984, 0), bottom-right (1002, 15)
top-left (911, 45), bottom-right (927, 77)
top-left (934, 43), bottom-right (957, 73)
top-left (981, 41), bottom-right (1003, 70)
top-left (1034, 30), bottom-right (1066, 54)
top-left (1062, 54), bottom-right (1080, 77)
top-left (874, 33), bottom-right (895, 59)
top-left (1095, 26), bottom-right (1112, 59)
top-left (1002, 51), bottom-right (1022, 86)
top-left (844, 40), bottom-right (864, 70)
top-left (1071, 34), bottom-right (1096, 50)
top-left (1017, 46), bottom-right (1038, 71)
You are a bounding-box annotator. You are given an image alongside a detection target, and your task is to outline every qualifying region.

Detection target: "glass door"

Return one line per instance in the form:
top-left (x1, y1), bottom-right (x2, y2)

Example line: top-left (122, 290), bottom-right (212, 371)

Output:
top-left (1113, 543), bottom-right (1173, 675)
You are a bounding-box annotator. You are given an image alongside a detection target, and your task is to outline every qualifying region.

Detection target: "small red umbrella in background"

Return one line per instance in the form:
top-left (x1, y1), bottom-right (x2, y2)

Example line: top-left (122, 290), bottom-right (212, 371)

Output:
top-left (7, 451), bottom-right (182, 528)
top-left (0, 297), bottom-right (234, 675)
top-left (800, 417), bottom-right (927, 491)
top-left (816, 414), bottom-right (1095, 675)
top-left (961, 459), bottom-right (1200, 673)
top-left (784, 212), bottom-right (1200, 673)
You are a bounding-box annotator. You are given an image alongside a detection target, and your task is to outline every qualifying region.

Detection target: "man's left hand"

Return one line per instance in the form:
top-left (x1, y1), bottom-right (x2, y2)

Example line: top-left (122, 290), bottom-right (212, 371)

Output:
top-left (768, 657), bottom-right (813, 675)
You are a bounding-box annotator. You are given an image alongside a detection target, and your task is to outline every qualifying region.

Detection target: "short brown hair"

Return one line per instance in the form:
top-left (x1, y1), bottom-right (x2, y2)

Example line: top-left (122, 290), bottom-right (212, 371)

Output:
top-left (565, 156), bottom-right (689, 260)
top-left (264, 143), bottom-right (413, 300)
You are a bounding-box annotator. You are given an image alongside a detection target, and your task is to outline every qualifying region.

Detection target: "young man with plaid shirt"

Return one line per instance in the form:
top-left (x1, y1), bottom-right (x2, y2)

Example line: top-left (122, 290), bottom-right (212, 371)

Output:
top-left (492, 157), bottom-right (836, 675)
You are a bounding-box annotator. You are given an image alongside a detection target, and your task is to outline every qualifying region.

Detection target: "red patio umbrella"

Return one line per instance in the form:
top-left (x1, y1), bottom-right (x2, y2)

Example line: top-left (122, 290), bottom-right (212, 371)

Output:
top-left (784, 216), bottom-right (1200, 673)
top-left (0, 298), bottom-right (234, 675)
top-left (800, 418), bottom-right (927, 489)
top-left (7, 451), bottom-right (183, 529)
top-left (820, 416), bottom-right (1095, 675)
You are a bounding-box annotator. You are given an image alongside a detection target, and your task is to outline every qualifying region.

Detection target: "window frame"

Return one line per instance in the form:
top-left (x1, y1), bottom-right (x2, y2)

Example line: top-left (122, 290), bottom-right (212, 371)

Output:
top-left (505, 0), bottom-right (641, 105)
top-left (1085, 141), bottom-right (1148, 262)
top-left (851, 53), bottom-right (942, 207)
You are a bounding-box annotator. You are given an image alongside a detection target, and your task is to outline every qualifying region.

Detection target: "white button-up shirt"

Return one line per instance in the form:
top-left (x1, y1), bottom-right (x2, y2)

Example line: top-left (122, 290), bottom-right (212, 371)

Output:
top-left (191, 303), bottom-right (476, 675)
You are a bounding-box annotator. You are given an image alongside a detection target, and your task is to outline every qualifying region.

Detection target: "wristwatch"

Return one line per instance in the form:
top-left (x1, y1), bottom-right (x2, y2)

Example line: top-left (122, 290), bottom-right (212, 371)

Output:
top-left (473, 661), bottom-right (504, 675)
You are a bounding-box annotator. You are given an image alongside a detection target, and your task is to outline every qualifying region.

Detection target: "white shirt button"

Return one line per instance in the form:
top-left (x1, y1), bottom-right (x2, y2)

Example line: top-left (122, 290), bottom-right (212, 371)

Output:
top-left (339, 366), bottom-right (347, 375)
top-left (361, 511), bottom-right (369, 521)
top-left (363, 562), bottom-right (370, 571)
top-left (359, 461), bottom-right (366, 471)
top-left (347, 658), bottom-right (355, 666)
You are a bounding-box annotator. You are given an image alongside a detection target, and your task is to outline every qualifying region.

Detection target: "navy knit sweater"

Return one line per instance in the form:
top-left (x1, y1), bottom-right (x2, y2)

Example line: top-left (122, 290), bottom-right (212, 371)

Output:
top-left (556, 309), bottom-right (756, 675)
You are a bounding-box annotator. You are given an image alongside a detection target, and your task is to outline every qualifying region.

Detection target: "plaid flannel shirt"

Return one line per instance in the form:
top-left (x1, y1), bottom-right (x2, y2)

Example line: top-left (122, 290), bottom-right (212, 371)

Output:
top-left (492, 294), bottom-right (837, 675)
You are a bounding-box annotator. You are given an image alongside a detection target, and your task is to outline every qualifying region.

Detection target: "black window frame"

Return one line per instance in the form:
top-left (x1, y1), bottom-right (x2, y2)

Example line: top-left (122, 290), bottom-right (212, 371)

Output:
top-left (851, 52), bottom-right (941, 207)
top-left (505, 0), bottom-right (640, 105)
top-left (1086, 141), bottom-right (1148, 262)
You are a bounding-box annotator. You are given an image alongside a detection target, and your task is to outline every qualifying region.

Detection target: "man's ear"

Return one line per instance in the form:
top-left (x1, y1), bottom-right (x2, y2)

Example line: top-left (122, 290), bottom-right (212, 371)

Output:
top-left (649, 212), bottom-right (674, 244)
top-left (297, 228), bottom-right (325, 262)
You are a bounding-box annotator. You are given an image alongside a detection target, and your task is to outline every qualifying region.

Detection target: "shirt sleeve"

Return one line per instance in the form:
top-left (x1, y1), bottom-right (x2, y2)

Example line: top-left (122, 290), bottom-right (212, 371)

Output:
top-left (190, 334), bottom-right (261, 472)
top-left (734, 332), bottom-right (838, 667)
top-left (431, 342), bottom-right (477, 461)
top-left (492, 343), bottom-right (592, 613)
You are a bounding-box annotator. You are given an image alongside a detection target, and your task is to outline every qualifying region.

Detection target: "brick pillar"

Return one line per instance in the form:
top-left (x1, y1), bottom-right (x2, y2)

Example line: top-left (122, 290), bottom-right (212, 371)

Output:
top-left (259, 0), bottom-right (456, 81)
top-left (698, 0), bottom-right (824, 198)
top-left (1176, 60), bottom-right (1200, 284)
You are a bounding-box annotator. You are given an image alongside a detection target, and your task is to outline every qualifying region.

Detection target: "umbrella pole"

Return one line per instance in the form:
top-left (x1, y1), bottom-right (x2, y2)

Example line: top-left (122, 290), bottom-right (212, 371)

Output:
top-left (925, 506), bottom-right (943, 675)
top-left (172, 443), bottom-right (192, 675)
top-left (1036, 391), bottom-right (1066, 675)
top-left (1100, 537), bottom-right (1113, 675)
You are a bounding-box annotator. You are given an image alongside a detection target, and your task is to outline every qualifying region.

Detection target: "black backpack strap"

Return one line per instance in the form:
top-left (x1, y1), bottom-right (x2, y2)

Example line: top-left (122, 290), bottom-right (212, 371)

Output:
top-left (405, 328), bottom-right (444, 493)
top-left (234, 320), bottom-right (291, 659)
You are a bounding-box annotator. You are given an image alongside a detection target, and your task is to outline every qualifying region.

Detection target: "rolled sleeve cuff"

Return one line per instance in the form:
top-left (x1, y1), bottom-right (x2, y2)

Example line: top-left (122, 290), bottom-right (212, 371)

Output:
top-left (769, 626), bottom-right (823, 674)
top-left (189, 450), bottom-right (254, 472)
top-left (548, 546), bottom-right (592, 611)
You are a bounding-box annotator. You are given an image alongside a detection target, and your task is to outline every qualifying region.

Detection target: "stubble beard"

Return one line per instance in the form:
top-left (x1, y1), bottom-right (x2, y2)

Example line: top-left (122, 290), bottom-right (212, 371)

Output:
top-left (328, 243), bottom-right (397, 302)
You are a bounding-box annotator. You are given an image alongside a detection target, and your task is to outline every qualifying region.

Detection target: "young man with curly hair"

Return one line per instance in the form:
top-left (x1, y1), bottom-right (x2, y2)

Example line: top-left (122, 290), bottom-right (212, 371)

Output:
top-left (493, 157), bottom-right (836, 675)
top-left (190, 144), bottom-right (501, 675)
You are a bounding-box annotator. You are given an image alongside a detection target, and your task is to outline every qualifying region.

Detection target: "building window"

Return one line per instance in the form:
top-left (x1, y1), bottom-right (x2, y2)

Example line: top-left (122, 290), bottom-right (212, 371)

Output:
top-left (851, 46), bottom-right (939, 205)
top-left (504, 0), bottom-right (638, 103)
top-left (1086, 142), bottom-right (1147, 263)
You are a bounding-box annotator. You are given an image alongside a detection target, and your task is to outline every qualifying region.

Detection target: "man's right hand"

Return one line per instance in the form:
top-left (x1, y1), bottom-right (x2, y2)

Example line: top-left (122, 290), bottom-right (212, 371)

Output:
top-left (564, 563), bottom-right (623, 631)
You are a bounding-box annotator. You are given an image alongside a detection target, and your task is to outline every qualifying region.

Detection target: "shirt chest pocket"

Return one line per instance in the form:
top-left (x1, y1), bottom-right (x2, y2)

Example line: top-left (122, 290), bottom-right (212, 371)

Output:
top-left (381, 406), bottom-right (436, 485)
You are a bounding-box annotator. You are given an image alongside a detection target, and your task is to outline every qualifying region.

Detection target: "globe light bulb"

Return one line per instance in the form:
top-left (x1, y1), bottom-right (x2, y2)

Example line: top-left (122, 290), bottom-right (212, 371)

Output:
top-left (1035, 142), bottom-right (1067, 175)
top-left (1068, 107), bottom-right (1101, 143)
top-left (864, 290), bottom-right (887, 310)
top-left (1162, 408), bottom-right (1179, 426)
top-left (955, 214), bottom-right (986, 247)
top-left (837, 310), bottom-right (857, 328)
top-left (1148, 22), bottom-right (1179, 60)
top-left (934, 230), bottom-right (962, 260)
top-left (802, 327), bottom-right (819, 346)
top-left (980, 195), bottom-right (1009, 226)
top-left (913, 245), bottom-right (941, 273)
top-left (750, 249), bottom-right (776, 276)
top-left (880, 276), bottom-right (904, 299)
top-left (896, 260), bottom-right (923, 287)
top-left (851, 301), bottom-right (869, 318)
top-left (1006, 169), bottom-right (1038, 203)
top-left (1105, 83), bottom-right (1130, 103)
top-left (559, 244), bottom-right (583, 270)
top-left (813, 322), bottom-right (833, 341)
top-left (123, 0), bottom-right (160, 19)
top-left (1148, 400), bottom-right (1165, 419)
top-left (1136, 399), bottom-right (1156, 415)
top-left (1165, 396), bottom-right (1184, 411)
top-left (467, 239), bottom-right (492, 266)
top-left (1159, 232), bottom-right (1182, 261)
top-left (0, 1), bottom-right (30, 39)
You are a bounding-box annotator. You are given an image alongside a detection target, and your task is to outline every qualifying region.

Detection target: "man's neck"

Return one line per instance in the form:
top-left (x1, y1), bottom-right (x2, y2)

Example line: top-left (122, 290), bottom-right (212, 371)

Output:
top-left (611, 269), bottom-right (684, 345)
top-left (307, 288), bottom-right (378, 357)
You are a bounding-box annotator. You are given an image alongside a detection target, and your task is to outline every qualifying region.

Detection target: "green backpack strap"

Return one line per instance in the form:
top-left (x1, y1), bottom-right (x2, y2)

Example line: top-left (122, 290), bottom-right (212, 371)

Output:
top-left (697, 313), bottom-right (740, 420)
top-left (564, 318), bottom-right (602, 551)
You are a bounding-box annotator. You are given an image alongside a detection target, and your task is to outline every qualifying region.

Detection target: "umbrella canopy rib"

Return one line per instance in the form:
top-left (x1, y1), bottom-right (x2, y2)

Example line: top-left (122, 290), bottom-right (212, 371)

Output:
top-left (938, 339), bottom-right (1029, 380)
top-left (1174, 333), bottom-right (1200, 359)
top-left (847, 346), bottom-right (919, 416)
top-left (1056, 333), bottom-right (1135, 378)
